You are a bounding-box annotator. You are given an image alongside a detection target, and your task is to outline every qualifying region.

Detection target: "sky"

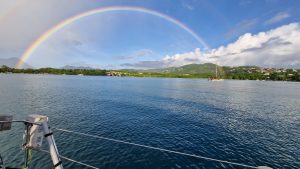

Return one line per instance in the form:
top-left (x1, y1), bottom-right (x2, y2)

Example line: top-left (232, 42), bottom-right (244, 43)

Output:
top-left (0, 0), bottom-right (300, 69)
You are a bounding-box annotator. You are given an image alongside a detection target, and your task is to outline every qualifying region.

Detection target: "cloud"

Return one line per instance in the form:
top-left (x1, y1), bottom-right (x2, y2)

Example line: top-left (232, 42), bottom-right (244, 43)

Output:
top-left (181, 1), bottom-right (195, 11)
top-left (264, 12), bottom-right (290, 25)
top-left (0, 0), bottom-right (99, 58)
top-left (61, 31), bottom-right (84, 47)
top-left (122, 23), bottom-right (300, 69)
top-left (265, 0), bottom-right (279, 4)
top-left (118, 49), bottom-right (153, 60)
top-left (121, 61), bottom-right (166, 68)
top-left (121, 48), bottom-right (211, 68)
top-left (225, 19), bottom-right (258, 38)
top-left (65, 61), bottom-right (103, 69)
top-left (133, 49), bottom-right (154, 58)
top-left (239, 0), bottom-right (253, 6)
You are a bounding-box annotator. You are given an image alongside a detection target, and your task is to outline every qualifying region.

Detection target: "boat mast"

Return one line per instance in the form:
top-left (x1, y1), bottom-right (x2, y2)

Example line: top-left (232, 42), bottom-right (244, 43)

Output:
top-left (215, 64), bottom-right (218, 78)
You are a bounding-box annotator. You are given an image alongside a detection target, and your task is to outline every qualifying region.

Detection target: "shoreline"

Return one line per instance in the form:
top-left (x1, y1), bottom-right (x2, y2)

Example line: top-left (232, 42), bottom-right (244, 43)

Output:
top-left (1, 72), bottom-right (299, 82)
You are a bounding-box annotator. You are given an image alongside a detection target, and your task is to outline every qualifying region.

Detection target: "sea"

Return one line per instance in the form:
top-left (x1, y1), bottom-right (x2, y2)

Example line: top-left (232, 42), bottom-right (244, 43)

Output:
top-left (0, 74), bottom-right (299, 169)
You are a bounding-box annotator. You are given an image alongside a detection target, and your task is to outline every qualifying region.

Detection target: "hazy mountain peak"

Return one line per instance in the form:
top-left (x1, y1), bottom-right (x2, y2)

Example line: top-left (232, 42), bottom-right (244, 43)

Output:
top-left (0, 57), bottom-right (32, 69)
top-left (61, 65), bottom-right (94, 70)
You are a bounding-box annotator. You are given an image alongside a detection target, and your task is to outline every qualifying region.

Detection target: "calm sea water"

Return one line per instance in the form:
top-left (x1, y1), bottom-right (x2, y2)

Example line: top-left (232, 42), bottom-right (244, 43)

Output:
top-left (0, 74), bottom-right (299, 169)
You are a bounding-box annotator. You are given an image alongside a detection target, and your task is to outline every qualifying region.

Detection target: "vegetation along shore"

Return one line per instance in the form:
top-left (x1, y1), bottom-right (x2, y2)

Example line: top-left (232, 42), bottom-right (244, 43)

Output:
top-left (1, 63), bottom-right (299, 81)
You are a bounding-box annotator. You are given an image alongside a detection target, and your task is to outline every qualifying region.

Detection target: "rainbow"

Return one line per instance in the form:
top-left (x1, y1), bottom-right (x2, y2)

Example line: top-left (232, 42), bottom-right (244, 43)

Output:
top-left (16, 6), bottom-right (209, 68)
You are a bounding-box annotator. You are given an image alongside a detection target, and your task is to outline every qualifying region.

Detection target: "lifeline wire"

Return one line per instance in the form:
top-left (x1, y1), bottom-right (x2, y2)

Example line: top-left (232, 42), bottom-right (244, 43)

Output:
top-left (52, 127), bottom-right (258, 169)
top-left (37, 149), bottom-right (99, 169)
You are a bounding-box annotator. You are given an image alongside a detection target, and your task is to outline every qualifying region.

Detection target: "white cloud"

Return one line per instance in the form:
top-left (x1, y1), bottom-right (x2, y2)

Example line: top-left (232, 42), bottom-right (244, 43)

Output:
top-left (225, 19), bottom-right (258, 38)
top-left (124, 23), bottom-right (300, 68)
top-left (181, 1), bottom-right (195, 10)
top-left (264, 12), bottom-right (290, 25)
top-left (118, 49), bottom-right (154, 60)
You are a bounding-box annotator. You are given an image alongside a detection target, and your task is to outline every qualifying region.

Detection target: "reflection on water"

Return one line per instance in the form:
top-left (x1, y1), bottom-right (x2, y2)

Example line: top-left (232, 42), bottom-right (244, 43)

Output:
top-left (0, 74), bottom-right (299, 168)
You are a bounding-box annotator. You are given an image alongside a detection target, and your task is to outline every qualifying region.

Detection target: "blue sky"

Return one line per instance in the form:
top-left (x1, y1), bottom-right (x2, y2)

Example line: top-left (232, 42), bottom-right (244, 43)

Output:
top-left (0, 0), bottom-right (300, 68)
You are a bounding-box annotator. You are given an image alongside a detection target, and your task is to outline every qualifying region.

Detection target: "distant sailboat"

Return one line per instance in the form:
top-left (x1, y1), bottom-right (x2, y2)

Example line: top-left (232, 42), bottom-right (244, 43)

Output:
top-left (209, 64), bottom-right (224, 81)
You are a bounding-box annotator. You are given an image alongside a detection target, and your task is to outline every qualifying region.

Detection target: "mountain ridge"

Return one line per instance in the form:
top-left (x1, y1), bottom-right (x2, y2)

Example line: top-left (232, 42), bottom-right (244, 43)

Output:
top-left (61, 65), bottom-right (95, 70)
top-left (0, 57), bottom-right (32, 69)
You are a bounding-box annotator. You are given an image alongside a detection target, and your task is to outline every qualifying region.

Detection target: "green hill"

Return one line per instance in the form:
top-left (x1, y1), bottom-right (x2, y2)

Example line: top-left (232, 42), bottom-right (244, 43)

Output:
top-left (146, 63), bottom-right (223, 77)
top-left (120, 63), bottom-right (299, 81)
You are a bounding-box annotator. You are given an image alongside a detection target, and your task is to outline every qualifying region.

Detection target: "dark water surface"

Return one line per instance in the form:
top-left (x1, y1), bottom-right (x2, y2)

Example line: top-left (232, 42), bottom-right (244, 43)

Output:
top-left (0, 74), bottom-right (299, 169)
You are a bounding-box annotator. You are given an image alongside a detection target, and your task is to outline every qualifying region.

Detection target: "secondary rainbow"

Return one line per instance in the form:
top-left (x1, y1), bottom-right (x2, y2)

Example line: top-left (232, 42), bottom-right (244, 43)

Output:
top-left (16, 6), bottom-right (209, 68)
